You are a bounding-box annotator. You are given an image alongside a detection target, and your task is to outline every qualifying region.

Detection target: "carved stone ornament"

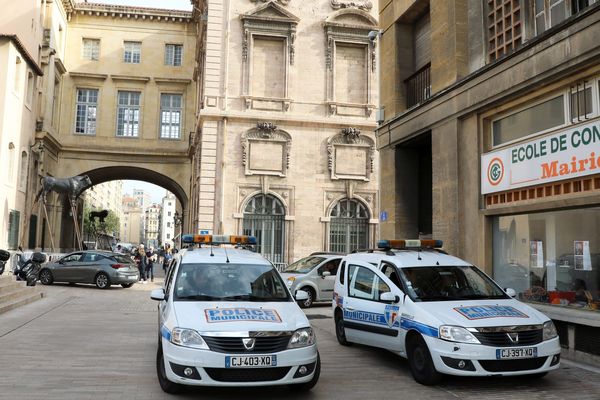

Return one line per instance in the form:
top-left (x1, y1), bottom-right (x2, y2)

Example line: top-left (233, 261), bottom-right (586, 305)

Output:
top-left (327, 130), bottom-right (376, 181)
top-left (342, 127), bottom-right (361, 144)
top-left (257, 122), bottom-right (278, 138)
top-left (330, 0), bottom-right (373, 11)
top-left (251, 0), bottom-right (291, 4)
top-left (241, 124), bottom-right (292, 177)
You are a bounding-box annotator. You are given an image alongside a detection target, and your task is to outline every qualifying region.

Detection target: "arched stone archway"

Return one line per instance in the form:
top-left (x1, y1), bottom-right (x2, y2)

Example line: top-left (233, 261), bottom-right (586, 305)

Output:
top-left (83, 166), bottom-right (188, 210)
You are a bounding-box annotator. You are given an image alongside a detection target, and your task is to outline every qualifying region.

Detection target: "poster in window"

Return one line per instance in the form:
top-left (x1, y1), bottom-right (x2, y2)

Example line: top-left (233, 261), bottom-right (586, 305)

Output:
top-left (574, 241), bottom-right (592, 271)
top-left (529, 241), bottom-right (544, 268)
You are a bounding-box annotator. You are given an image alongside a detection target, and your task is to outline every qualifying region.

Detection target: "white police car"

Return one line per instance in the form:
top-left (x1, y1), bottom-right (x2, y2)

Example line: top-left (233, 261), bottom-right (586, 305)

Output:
top-left (151, 234), bottom-right (320, 393)
top-left (332, 239), bottom-right (561, 385)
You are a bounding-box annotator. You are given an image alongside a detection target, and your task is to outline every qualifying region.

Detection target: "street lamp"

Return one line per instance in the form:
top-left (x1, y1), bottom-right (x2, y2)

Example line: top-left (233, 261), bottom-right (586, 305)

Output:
top-left (173, 211), bottom-right (182, 249)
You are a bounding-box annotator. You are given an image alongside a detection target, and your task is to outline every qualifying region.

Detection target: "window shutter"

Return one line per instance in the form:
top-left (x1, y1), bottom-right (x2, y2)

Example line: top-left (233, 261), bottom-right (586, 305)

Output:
top-left (413, 13), bottom-right (431, 71)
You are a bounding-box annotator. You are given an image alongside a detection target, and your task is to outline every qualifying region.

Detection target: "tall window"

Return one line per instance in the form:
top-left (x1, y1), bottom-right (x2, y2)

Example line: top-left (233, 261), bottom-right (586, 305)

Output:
top-left (243, 194), bottom-right (285, 264)
top-left (123, 41), bottom-right (141, 64)
top-left (160, 94), bottom-right (182, 139)
top-left (26, 71), bottom-right (34, 105)
top-left (18, 151), bottom-right (28, 192)
top-left (534, 0), bottom-right (570, 35)
top-left (14, 56), bottom-right (22, 94)
top-left (7, 210), bottom-right (20, 250)
top-left (329, 199), bottom-right (369, 254)
top-left (82, 38), bottom-right (100, 61)
top-left (116, 91), bottom-right (140, 137)
top-left (75, 88), bottom-right (98, 135)
top-left (165, 44), bottom-right (183, 66)
top-left (51, 77), bottom-right (60, 127)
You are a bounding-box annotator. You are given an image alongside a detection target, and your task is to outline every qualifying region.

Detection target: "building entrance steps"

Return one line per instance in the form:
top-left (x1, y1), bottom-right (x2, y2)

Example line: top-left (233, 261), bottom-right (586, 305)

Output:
top-left (0, 275), bottom-right (43, 315)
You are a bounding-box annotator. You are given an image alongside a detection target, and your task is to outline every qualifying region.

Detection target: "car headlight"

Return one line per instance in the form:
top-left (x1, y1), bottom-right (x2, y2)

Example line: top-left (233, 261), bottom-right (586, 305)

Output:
top-left (439, 326), bottom-right (481, 344)
top-left (286, 277), bottom-right (296, 287)
top-left (543, 321), bottom-right (558, 341)
top-left (288, 328), bottom-right (316, 348)
top-left (171, 328), bottom-right (209, 349)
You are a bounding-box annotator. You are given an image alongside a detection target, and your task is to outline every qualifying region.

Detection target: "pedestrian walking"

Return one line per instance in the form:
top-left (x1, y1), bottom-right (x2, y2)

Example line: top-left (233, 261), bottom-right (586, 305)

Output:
top-left (146, 246), bottom-right (157, 283)
top-left (163, 244), bottom-right (172, 272)
top-left (135, 245), bottom-right (147, 284)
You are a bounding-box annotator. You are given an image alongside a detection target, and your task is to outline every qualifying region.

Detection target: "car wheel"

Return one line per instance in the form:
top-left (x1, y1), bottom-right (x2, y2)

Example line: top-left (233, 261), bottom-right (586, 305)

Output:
top-left (335, 309), bottom-right (352, 346)
top-left (39, 269), bottom-right (54, 285)
top-left (121, 283), bottom-right (134, 288)
top-left (408, 334), bottom-right (442, 386)
top-left (288, 352), bottom-right (320, 392)
top-left (298, 287), bottom-right (315, 308)
top-left (94, 272), bottom-right (110, 289)
top-left (157, 345), bottom-right (184, 394)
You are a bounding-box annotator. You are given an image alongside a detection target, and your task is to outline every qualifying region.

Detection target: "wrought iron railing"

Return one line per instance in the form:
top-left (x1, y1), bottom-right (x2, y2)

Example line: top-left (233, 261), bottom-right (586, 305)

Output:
top-left (405, 63), bottom-right (431, 109)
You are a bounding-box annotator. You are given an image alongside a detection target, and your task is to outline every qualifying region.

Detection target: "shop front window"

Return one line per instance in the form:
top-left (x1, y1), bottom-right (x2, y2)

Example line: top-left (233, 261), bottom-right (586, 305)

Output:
top-left (493, 208), bottom-right (600, 311)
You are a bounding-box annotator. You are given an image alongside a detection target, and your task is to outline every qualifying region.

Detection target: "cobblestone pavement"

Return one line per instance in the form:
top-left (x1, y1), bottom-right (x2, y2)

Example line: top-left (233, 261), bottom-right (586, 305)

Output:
top-left (1, 277), bottom-right (600, 400)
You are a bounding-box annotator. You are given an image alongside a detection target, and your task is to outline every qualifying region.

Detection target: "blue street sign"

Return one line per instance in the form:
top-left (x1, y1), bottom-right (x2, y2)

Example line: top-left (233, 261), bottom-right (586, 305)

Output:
top-left (200, 230), bottom-right (209, 234)
top-left (380, 211), bottom-right (388, 222)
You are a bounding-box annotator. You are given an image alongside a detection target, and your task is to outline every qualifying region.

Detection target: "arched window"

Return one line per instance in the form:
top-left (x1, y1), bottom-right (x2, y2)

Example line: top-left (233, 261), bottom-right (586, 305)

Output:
top-left (329, 198), bottom-right (369, 253)
top-left (242, 194), bottom-right (285, 264)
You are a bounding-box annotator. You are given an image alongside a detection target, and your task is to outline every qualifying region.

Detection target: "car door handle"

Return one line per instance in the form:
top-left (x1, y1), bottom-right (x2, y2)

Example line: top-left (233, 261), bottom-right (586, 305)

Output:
top-left (345, 307), bottom-right (355, 311)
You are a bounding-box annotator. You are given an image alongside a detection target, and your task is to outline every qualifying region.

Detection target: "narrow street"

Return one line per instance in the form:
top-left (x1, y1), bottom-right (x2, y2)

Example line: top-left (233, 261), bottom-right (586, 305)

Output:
top-left (2, 278), bottom-right (600, 400)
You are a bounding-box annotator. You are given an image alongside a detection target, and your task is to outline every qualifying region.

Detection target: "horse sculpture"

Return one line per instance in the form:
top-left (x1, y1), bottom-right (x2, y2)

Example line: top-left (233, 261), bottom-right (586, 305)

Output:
top-left (34, 175), bottom-right (93, 204)
top-left (89, 209), bottom-right (109, 224)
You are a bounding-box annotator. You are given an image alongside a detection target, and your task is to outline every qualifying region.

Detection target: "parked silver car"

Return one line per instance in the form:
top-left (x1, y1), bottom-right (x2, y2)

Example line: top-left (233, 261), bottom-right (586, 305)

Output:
top-left (280, 253), bottom-right (343, 307)
top-left (39, 251), bottom-right (139, 289)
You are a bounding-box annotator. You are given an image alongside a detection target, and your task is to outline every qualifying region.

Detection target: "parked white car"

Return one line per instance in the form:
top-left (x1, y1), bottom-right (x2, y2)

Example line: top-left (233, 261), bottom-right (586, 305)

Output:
top-left (332, 239), bottom-right (561, 385)
top-left (151, 234), bottom-right (320, 393)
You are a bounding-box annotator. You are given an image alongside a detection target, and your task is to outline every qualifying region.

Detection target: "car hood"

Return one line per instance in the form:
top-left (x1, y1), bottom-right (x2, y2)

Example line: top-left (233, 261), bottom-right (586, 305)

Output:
top-left (414, 299), bottom-right (549, 328)
top-left (173, 301), bottom-right (309, 333)
top-left (279, 272), bottom-right (305, 279)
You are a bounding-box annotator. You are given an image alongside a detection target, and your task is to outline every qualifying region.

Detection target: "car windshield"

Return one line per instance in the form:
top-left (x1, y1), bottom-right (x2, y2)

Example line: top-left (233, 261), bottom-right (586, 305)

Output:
top-left (283, 256), bottom-right (325, 274)
top-left (399, 265), bottom-right (509, 302)
top-left (174, 263), bottom-right (291, 302)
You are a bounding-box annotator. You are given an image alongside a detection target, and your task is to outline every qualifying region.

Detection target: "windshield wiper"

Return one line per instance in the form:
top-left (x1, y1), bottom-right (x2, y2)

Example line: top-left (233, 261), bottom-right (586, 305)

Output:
top-left (418, 295), bottom-right (468, 301)
top-left (176, 294), bottom-right (220, 301)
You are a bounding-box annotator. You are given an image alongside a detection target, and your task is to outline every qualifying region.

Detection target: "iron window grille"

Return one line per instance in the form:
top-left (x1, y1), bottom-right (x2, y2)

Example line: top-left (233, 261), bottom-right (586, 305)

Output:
top-left (242, 194), bottom-right (285, 264)
top-left (329, 199), bottom-right (369, 254)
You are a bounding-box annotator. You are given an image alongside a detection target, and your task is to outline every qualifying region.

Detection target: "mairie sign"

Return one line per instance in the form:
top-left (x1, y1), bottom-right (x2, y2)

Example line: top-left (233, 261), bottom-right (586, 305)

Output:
top-left (481, 119), bottom-right (600, 194)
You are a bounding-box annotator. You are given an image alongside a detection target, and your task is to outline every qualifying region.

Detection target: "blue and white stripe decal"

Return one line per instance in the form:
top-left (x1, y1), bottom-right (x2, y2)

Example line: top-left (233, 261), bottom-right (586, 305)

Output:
top-left (343, 309), bottom-right (400, 328)
top-left (400, 318), bottom-right (439, 338)
top-left (160, 325), bottom-right (171, 341)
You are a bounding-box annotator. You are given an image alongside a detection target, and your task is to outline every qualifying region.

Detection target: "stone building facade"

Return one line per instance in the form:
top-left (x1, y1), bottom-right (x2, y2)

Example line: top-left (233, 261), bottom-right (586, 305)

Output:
top-left (190, 0), bottom-right (380, 266)
top-left (378, 0), bottom-right (600, 365)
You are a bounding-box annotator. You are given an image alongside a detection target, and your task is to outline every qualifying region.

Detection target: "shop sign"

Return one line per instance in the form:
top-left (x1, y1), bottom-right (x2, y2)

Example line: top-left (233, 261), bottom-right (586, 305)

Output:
top-left (481, 120), bottom-right (600, 194)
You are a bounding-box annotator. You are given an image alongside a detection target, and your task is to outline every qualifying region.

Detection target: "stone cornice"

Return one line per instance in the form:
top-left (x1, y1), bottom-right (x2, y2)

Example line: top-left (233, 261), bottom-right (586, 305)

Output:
top-left (69, 71), bottom-right (108, 80)
top-left (72, 3), bottom-right (192, 23)
top-left (111, 74), bottom-right (151, 82)
top-left (154, 77), bottom-right (192, 85)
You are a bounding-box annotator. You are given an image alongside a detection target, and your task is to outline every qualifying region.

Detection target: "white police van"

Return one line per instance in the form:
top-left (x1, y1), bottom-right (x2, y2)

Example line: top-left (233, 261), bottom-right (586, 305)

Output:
top-left (151, 234), bottom-right (320, 393)
top-left (332, 239), bottom-right (561, 385)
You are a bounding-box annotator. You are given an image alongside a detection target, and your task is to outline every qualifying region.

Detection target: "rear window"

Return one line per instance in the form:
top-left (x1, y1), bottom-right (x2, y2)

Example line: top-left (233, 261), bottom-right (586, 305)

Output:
top-left (111, 254), bottom-right (135, 264)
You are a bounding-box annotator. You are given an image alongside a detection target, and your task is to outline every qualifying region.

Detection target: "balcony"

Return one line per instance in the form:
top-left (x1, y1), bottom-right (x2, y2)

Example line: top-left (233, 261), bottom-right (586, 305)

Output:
top-left (405, 63), bottom-right (431, 109)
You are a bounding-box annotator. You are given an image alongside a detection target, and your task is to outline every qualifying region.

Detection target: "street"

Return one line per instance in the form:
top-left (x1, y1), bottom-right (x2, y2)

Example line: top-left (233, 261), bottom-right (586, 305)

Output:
top-left (1, 278), bottom-right (600, 400)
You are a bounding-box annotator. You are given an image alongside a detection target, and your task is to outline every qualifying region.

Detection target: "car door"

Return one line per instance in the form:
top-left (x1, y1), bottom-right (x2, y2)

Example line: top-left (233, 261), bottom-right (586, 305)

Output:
top-left (159, 258), bottom-right (178, 328)
top-left (54, 253), bottom-right (84, 282)
top-left (316, 258), bottom-right (342, 301)
top-left (80, 252), bottom-right (104, 283)
top-left (342, 261), bottom-right (403, 351)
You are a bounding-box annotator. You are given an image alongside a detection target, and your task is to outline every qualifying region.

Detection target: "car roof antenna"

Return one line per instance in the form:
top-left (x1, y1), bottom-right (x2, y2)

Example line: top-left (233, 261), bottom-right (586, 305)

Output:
top-left (210, 243), bottom-right (214, 257)
top-left (223, 247), bottom-right (230, 263)
top-left (417, 247), bottom-right (422, 261)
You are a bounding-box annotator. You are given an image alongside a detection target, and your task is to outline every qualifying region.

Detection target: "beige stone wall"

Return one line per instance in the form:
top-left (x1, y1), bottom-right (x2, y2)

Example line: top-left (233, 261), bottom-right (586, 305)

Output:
top-left (193, 0), bottom-right (380, 263)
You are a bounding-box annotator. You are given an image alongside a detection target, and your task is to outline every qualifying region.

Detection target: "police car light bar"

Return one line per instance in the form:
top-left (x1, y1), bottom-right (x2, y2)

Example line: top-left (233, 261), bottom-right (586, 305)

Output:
top-left (377, 239), bottom-right (443, 250)
top-left (181, 234), bottom-right (257, 245)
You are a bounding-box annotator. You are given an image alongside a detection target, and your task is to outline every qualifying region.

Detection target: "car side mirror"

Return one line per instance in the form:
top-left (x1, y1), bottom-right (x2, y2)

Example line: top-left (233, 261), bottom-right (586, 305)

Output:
top-left (504, 288), bottom-right (517, 298)
top-left (295, 290), bottom-right (309, 301)
top-left (58, 259), bottom-right (65, 264)
top-left (150, 288), bottom-right (165, 301)
top-left (380, 292), bottom-right (400, 304)
top-left (321, 271), bottom-right (331, 278)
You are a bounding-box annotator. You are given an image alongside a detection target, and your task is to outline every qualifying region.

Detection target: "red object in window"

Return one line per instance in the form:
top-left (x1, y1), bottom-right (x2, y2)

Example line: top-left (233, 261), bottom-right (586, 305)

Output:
top-left (548, 291), bottom-right (576, 303)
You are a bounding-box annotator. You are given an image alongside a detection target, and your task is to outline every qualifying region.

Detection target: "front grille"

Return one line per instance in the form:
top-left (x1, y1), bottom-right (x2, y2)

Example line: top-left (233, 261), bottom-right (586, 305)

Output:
top-left (202, 336), bottom-right (291, 354)
top-left (205, 367), bottom-right (291, 382)
top-left (472, 329), bottom-right (543, 347)
top-left (479, 357), bottom-right (548, 372)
